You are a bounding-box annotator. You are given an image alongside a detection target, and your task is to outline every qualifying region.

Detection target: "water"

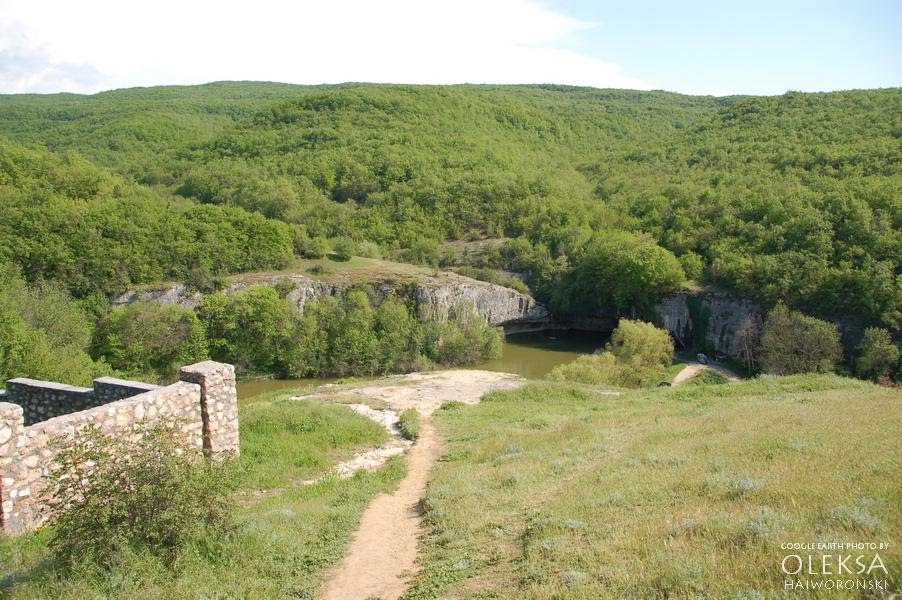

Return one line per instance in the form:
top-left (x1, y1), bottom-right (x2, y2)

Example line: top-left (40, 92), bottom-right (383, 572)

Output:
top-left (476, 330), bottom-right (608, 380)
top-left (236, 329), bottom-right (607, 400)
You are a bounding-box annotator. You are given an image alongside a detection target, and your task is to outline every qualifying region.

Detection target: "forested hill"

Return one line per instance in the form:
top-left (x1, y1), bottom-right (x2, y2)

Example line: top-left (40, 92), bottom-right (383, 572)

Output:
top-left (0, 83), bottom-right (899, 329)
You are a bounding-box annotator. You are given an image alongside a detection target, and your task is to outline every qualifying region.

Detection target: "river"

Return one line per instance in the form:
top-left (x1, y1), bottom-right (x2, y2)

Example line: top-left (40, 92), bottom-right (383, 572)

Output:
top-left (236, 329), bottom-right (608, 400)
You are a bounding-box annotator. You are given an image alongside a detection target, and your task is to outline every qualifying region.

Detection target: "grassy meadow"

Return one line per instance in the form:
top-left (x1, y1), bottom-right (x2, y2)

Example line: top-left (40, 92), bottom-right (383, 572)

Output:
top-left (0, 387), bottom-right (403, 599)
top-left (407, 375), bottom-right (902, 599)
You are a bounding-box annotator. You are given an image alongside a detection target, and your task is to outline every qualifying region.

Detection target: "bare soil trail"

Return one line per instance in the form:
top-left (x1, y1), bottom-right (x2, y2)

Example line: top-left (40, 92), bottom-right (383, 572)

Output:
top-left (318, 370), bottom-right (523, 600)
top-left (671, 362), bottom-right (742, 386)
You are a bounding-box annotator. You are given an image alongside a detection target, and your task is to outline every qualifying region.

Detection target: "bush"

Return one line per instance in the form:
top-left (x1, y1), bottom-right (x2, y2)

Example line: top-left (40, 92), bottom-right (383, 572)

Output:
top-left (331, 236), bottom-right (355, 261)
top-left (759, 302), bottom-right (842, 375)
top-left (93, 302), bottom-right (209, 382)
top-left (356, 240), bottom-right (383, 259)
top-left (402, 238), bottom-right (441, 267)
top-left (423, 303), bottom-right (503, 365)
top-left (454, 266), bottom-right (530, 294)
top-left (687, 369), bottom-right (729, 385)
top-left (554, 231), bottom-right (685, 317)
top-left (549, 320), bottom-right (674, 388)
top-left (398, 408), bottom-right (420, 441)
top-left (855, 327), bottom-right (900, 381)
top-left (306, 236), bottom-right (330, 259)
top-left (46, 424), bottom-right (235, 570)
top-left (0, 263), bottom-right (107, 385)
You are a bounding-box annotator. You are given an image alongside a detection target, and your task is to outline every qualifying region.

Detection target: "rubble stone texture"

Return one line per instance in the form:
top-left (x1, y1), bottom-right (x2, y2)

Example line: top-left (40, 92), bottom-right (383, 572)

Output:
top-left (0, 361), bottom-right (239, 534)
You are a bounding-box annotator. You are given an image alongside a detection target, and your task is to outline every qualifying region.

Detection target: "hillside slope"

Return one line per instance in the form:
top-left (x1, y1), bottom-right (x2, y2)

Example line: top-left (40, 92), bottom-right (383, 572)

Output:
top-left (0, 84), bottom-right (898, 327)
top-left (410, 374), bottom-right (902, 597)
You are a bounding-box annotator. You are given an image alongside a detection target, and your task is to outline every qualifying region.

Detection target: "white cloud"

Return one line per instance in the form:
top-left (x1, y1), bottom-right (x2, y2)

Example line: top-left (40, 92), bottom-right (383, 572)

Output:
top-left (0, 0), bottom-right (651, 93)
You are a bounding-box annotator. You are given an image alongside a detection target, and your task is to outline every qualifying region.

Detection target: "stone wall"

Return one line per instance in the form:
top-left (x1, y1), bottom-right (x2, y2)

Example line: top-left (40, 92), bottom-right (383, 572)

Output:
top-left (93, 377), bottom-right (159, 404)
top-left (5, 376), bottom-right (160, 426)
top-left (179, 362), bottom-right (240, 455)
top-left (0, 361), bottom-right (239, 534)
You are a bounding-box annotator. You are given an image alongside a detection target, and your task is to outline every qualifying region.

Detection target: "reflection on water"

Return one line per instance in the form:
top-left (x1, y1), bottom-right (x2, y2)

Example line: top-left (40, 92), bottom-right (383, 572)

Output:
top-left (476, 330), bottom-right (608, 380)
top-left (236, 329), bottom-right (607, 401)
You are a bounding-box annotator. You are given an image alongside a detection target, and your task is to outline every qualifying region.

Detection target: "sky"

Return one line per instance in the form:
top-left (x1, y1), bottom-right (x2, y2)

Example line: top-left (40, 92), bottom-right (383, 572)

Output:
top-left (0, 0), bottom-right (899, 96)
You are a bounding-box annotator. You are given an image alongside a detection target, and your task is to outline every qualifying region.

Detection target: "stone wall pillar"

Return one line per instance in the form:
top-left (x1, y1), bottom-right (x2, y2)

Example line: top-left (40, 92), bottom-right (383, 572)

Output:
top-left (179, 362), bottom-right (239, 456)
top-left (0, 402), bottom-right (25, 534)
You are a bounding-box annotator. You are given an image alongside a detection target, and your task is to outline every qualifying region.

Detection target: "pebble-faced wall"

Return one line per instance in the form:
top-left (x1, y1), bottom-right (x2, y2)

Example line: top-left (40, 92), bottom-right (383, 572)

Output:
top-left (0, 361), bottom-right (239, 534)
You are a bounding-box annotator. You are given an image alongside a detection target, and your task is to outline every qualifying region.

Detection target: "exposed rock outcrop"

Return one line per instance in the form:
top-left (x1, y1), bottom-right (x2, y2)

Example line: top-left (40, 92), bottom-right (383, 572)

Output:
top-left (414, 273), bottom-right (549, 327)
top-left (113, 271), bottom-right (551, 328)
top-left (656, 292), bottom-right (762, 356)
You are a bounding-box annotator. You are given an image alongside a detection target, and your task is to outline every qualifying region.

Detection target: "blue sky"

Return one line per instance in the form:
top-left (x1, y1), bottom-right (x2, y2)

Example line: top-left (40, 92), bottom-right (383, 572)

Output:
top-left (550, 0), bottom-right (902, 95)
top-left (0, 0), bottom-right (899, 95)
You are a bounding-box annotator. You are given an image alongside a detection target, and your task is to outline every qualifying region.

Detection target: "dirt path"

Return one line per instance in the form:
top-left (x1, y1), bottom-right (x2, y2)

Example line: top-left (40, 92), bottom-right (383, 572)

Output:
top-left (319, 370), bottom-right (522, 600)
top-left (671, 362), bottom-right (741, 386)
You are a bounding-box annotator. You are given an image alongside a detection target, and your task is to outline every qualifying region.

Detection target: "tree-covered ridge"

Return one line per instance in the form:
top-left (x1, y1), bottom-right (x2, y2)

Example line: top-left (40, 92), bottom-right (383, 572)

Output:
top-left (0, 83), bottom-right (899, 329)
top-left (588, 89), bottom-right (901, 326)
top-left (0, 137), bottom-right (296, 299)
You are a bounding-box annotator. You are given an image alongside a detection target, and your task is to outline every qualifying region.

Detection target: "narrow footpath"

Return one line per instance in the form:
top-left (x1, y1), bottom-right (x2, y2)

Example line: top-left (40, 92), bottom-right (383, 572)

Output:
top-left (317, 370), bottom-right (523, 600)
top-left (671, 361), bottom-right (742, 386)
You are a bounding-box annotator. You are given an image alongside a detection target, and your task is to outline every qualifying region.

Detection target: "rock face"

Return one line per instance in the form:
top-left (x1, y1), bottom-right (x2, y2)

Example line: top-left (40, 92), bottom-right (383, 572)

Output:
top-left (656, 292), bottom-right (762, 356)
top-left (114, 284), bottom-right (201, 308)
top-left (414, 273), bottom-right (550, 327)
top-left (113, 272), bottom-right (551, 328)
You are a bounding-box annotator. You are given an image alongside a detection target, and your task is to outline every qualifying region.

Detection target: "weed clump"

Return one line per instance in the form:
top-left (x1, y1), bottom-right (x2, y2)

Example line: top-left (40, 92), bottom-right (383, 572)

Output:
top-left (398, 408), bottom-right (420, 441)
top-left (46, 423), bottom-right (236, 570)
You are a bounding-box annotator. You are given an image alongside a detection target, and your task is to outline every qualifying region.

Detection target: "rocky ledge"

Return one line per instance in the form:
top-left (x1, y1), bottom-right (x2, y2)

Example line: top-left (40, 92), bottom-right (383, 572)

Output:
top-left (113, 271), bottom-right (551, 329)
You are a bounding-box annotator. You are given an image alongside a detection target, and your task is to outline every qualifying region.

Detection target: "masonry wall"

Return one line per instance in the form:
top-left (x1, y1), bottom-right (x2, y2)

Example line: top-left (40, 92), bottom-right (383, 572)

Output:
top-left (6, 376), bottom-right (161, 426)
top-left (0, 361), bottom-right (239, 534)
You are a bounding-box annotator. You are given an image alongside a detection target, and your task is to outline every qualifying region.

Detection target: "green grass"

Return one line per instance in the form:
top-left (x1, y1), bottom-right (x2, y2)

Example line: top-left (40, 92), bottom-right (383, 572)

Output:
top-left (407, 375), bottom-right (902, 599)
top-left (398, 408), bottom-right (421, 441)
top-left (686, 369), bottom-right (729, 385)
top-left (0, 389), bottom-right (403, 599)
top-left (239, 393), bottom-right (390, 489)
top-left (665, 362), bottom-right (688, 380)
top-left (230, 255), bottom-right (435, 286)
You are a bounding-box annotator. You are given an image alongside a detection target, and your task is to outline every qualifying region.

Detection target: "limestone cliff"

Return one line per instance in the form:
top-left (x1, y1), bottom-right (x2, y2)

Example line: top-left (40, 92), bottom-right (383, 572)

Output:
top-left (656, 292), bottom-right (761, 356)
top-left (113, 271), bottom-right (551, 328)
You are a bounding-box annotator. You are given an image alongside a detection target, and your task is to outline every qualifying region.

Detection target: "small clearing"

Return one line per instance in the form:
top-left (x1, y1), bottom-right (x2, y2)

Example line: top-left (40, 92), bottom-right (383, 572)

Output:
top-left (318, 370), bottom-right (523, 600)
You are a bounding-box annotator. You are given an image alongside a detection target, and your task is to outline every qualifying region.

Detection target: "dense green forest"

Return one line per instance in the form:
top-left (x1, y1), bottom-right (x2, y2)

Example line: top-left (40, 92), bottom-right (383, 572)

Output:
top-left (0, 83), bottom-right (899, 381)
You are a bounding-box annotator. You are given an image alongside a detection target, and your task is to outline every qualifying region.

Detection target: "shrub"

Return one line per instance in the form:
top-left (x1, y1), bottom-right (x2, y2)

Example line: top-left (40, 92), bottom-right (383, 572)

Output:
top-left (424, 303), bottom-right (503, 365)
top-left (93, 302), bottom-right (209, 382)
top-left (679, 252), bottom-right (705, 281)
top-left (398, 408), bottom-right (420, 441)
top-left (759, 302), bottom-right (842, 375)
top-left (549, 320), bottom-right (673, 388)
top-left (402, 238), bottom-right (441, 267)
top-left (306, 236), bottom-right (330, 259)
top-left (331, 236), bottom-right (355, 261)
top-left (356, 240), bottom-right (383, 259)
top-left (855, 327), bottom-right (900, 381)
top-left (688, 369), bottom-right (729, 385)
top-left (454, 266), bottom-right (530, 294)
top-left (46, 424), bottom-right (235, 570)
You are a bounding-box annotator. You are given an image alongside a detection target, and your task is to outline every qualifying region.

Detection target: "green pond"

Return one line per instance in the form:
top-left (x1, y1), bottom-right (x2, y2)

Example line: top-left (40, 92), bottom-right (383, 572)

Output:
top-left (236, 330), bottom-right (608, 400)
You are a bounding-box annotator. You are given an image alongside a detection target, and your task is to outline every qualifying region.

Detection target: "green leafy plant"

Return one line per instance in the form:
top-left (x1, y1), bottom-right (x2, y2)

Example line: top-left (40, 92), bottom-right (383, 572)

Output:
top-left (398, 408), bottom-right (420, 441)
top-left (46, 423), bottom-right (236, 570)
top-left (855, 327), bottom-right (900, 381)
top-left (549, 319), bottom-right (674, 388)
top-left (759, 302), bottom-right (842, 375)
